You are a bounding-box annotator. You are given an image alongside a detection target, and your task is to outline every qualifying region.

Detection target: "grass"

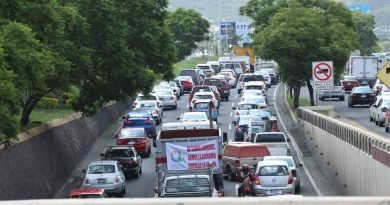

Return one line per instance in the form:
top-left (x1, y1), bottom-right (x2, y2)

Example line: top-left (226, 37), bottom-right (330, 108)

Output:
top-left (287, 95), bottom-right (311, 118)
top-left (18, 108), bottom-right (75, 131)
top-left (173, 56), bottom-right (219, 75)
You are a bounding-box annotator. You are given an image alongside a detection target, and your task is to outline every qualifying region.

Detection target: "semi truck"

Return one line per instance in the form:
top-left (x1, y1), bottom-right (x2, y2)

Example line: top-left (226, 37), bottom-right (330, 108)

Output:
top-left (155, 122), bottom-right (227, 194)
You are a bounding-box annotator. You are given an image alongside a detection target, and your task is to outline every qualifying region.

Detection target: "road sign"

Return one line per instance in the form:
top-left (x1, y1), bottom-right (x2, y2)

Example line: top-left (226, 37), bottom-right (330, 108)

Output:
top-left (376, 61), bottom-right (390, 89)
top-left (312, 61), bottom-right (334, 90)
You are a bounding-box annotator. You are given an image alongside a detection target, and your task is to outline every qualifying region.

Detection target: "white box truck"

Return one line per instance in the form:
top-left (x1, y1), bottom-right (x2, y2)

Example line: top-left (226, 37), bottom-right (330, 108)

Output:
top-left (348, 56), bottom-right (379, 86)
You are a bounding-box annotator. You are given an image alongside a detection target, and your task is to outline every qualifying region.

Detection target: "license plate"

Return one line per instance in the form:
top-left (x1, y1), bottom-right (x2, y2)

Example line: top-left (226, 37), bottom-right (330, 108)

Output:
top-left (361, 95), bottom-right (366, 98)
top-left (97, 179), bottom-right (106, 184)
top-left (128, 141), bottom-right (135, 145)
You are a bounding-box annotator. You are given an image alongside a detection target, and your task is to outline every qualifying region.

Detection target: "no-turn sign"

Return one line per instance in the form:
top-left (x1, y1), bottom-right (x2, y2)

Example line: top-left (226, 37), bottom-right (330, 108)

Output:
top-left (312, 61), bottom-right (334, 90)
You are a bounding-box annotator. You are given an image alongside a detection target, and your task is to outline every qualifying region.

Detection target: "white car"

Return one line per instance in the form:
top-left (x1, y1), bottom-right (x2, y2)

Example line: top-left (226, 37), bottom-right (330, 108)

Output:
top-left (262, 156), bottom-right (301, 193)
top-left (253, 160), bottom-right (296, 196)
top-left (154, 89), bottom-right (177, 109)
top-left (190, 91), bottom-right (219, 110)
top-left (196, 64), bottom-right (214, 76)
top-left (255, 70), bottom-right (272, 88)
top-left (178, 112), bottom-right (208, 122)
top-left (154, 83), bottom-right (179, 97)
top-left (82, 161), bottom-right (126, 197)
top-left (207, 61), bottom-right (221, 73)
top-left (219, 71), bottom-right (236, 88)
top-left (241, 95), bottom-right (268, 110)
top-left (232, 102), bottom-right (259, 120)
top-left (134, 93), bottom-right (161, 108)
top-left (369, 96), bottom-right (390, 126)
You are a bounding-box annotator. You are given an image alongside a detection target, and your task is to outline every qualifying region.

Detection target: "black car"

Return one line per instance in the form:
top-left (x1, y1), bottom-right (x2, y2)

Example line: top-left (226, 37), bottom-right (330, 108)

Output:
top-left (348, 86), bottom-right (376, 107)
top-left (101, 146), bottom-right (142, 179)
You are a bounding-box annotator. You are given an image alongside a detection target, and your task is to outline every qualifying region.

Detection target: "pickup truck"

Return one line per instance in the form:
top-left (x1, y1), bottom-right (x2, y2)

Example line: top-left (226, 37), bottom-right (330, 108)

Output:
top-left (203, 78), bottom-right (230, 101)
top-left (222, 142), bottom-right (271, 181)
top-left (155, 122), bottom-right (226, 193)
top-left (253, 132), bottom-right (291, 156)
top-left (154, 168), bottom-right (222, 197)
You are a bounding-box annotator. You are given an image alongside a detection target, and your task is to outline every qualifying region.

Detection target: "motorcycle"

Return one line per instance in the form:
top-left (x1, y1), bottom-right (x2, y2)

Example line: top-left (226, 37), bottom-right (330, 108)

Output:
top-left (237, 172), bottom-right (256, 197)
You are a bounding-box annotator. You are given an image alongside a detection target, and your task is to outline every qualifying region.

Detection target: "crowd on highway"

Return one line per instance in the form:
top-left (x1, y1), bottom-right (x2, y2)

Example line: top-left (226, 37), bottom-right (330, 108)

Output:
top-left (67, 58), bottom-right (307, 199)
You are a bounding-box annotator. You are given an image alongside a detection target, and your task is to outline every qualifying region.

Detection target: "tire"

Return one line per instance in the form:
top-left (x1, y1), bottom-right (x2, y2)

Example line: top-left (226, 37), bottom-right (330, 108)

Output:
top-left (225, 96), bottom-right (229, 101)
top-left (376, 119), bottom-right (379, 126)
top-left (139, 165), bottom-right (143, 174)
top-left (386, 126), bottom-right (389, 132)
top-left (134, 168), bottom-right (140, 178)
top-left (295, 184), bottom-right (301, 194)
top-left (117, 187), bottom-right (126, 197)
top-left (319, 97), bottom-right (323, 101)
top-left (370, 114), bottom-right (373, 122)
top-left (173, 105), bottom-right (177, 110)
top-left (227, 168), bottom-right (235, 181)
top-left (339, 96), bottom-right (345, 101)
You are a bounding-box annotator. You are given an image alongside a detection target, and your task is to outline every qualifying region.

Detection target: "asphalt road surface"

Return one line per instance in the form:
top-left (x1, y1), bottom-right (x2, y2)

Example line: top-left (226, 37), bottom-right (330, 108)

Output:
top-left (58, 82), bottom-right (319, 198)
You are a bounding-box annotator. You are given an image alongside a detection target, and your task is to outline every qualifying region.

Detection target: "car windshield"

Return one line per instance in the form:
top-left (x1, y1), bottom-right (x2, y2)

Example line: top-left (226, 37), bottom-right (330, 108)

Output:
top-left (165, 178), bottom-right (210, 193)
top-left (250, 118), bottom-right (264, 126)
top-left (264, 158), bottom-right (294, 168)
top-left (211, 65), bottom-right (219, 71)
top-left (193, 87), bottom-right (211, 93)
top-left (258, 166), bottom-right (288, 176)
top-left (126, 112), bottom-right (149, 118)
top-left (344, 76), bottom-right (357, 81)
top-left (249, 110), bottom-right (271, 118)
top-left (194, 94), bottom-right (213, 99)
top-left (245, 85), bottom-right (263, 90)
top-left (88, 165), bottom-right (116, 174)
top-left (238, 104), bottom-right (258, 110)
top-left (104, 149), bottom-right (134, 158)
top-left (182, 113), bottom-right (207, 121)
top-left (255, 133), bottom-right (286, 143)
top-left (209, 80), bottom-right (224, 87)
top-left (353, 87), bottom-right (372, 93)
top-left (251, 126), bottom-right (265, 133)
top-left (177, 76), bottom-right (192, 81)
top-left (239, 116), bottom-right (251, 124)
top-left (120, 129), bottom-right (144, 138)
top-left (243, 90), bottom-right (262, 95)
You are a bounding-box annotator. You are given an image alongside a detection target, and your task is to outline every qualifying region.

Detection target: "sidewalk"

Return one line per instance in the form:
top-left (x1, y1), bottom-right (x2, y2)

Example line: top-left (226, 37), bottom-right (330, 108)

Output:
top-left (276, 83), bottom-right (340, 196)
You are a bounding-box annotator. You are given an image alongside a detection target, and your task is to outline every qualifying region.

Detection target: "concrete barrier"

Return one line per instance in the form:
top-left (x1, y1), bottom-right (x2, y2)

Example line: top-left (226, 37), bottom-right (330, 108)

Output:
top-left (0, 101), bottom-right (131, 200)
top-left (0, 197), bottom-right (389, 205)
top-left (297, 106), bottom-right (390, 196)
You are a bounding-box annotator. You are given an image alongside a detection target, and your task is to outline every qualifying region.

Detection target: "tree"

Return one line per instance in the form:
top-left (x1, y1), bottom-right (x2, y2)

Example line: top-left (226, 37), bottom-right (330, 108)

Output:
top-left (73, 0), bottom-right (176, 115)
top-left (241, 0), bottom-right (358, 107)
top-left (0, 42), bottom-right (19, 148)
top-left (0, 0), bottom-right (92, 125)
top-left (352, 11), bottom-right (378, 55)
top-left (166, 8), bottom-right (210, 61)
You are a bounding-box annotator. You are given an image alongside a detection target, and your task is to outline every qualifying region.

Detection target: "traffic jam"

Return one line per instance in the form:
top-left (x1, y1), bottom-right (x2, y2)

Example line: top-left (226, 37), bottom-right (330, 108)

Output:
top-left (67, 55), bottom-right (305, 199)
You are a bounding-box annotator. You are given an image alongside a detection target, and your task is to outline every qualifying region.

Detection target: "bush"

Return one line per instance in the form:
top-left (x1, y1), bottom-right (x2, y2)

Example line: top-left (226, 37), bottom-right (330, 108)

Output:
top-left (65, 99), bottom-right (73, 109)
top-left (37, 97), bottom-right (59, 109)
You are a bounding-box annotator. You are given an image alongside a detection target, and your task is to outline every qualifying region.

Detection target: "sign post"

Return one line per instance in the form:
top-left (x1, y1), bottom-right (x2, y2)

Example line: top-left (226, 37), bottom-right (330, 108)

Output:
top-left (312, 61), bottom-right (334, 105)
top-left (376, 61), bottom-right (390, 89)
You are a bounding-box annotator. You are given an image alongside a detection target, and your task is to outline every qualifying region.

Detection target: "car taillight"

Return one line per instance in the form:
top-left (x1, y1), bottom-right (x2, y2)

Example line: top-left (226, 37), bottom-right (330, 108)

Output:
top-left (288, 172), bottom-right (294, 184)
top-left (117, 139), bottom-right (127, 145)
top-left (235, 111), bottom-right (240, 115)
top-left (234, 160), bottom-right (240, 167)
top-left (218, 191), bottom-right (223, 197)
top-left (114, 176), bottom-right (120, 183)
top-left (254, 176), bottom-right (260, 185)
top-left (170, 96), bottom-right (175, 100)
top-left (370, 93), bottom-right (376, 97)
top-left (85, 178), bottom-right (89, 184)
top-left (144, 119), bottom-right (153, 123)
top-left (123, 120), bottom-right (132, 125)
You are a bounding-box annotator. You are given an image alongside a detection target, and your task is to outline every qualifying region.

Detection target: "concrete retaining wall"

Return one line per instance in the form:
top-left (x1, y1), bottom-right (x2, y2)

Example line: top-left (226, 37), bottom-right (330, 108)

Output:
top-left (297, 106), bottom-right (390, 196)
top-left (0, 101), bottom-right (131, 200)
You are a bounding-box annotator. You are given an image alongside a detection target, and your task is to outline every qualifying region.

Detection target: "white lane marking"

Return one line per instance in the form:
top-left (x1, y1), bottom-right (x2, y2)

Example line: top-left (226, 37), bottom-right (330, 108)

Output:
top-left (228, 124), bottom-right (232, 130)
top-left (231, 102), bottom-right (235, 107)
top-left (273, 83), bottom-right (322, 196)
top-left (235, 184), bottom-right (239, 197)
top-left (230, 112), bottom-right (233, 117)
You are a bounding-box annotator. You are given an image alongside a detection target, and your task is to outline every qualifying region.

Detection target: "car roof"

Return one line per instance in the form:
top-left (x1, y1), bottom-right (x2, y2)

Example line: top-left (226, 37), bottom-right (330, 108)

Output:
top-left (259, 160), bottom-right (288, 166)
top-left (69, 188), bottom-right (104, 196)
top-left (89, 160), bottom-right (117, 166)
top-left (194, 92), bottom-right (214, 95)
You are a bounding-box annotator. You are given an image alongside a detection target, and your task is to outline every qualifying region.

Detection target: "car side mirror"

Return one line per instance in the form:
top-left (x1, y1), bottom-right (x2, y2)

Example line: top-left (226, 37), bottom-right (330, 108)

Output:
top-left (176, 117), bottom-right (181, 120)
top-left (154, 188), bottom-right (159, 193)
top-left (232, 107), bottom-right (236, 110)
top-left (114, 134), bottom-right (119, 138)
top-left (291, 169), bottom-right (297, 177)
top-left (253, 164), bottom-right (257, 171)
top-left (159, 105), bottom-right (163, 108)
top-left (100, 153), bottom-right (104, 157)
top-left (81, 169), bottom-right (86, 174)
top-left (287, 138), bottom-right (291, 142)
top-left (122, 116), bottom-right (126, 119)
top-left (153, 116), bottom-right (158, 119)
top-left (232, 121), bottom-right (237, 125)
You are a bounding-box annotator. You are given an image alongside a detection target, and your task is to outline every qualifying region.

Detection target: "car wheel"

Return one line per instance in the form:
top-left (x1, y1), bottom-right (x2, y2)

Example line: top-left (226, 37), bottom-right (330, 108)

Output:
top-left (118, 187), bottom-right (126, 197)
top-left (380, 121), bottom-right (384, 127)
top-left (295, 183), bottom-right (301, 194)
top-left (135, 168), bottom-right (140, 178)
top-left (319, 97), bottom-right (323, 101)
top-left (139, 165), bottom-right (143, 174)
top-left (386, 126), bottom-right (389, 132)
top-left (339, 96), bottom-right (345, 101)
top-left (173, 105), bottom-right (177, 110)
top-left (376, 119), bottom-right (379, 126)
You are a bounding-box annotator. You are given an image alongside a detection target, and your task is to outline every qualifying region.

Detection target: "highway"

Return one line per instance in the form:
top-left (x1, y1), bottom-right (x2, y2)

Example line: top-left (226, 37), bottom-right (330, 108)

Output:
top-left (300, 87), bottom-right (390, 137)
top-left (57, 83), bottom-right (320, 198)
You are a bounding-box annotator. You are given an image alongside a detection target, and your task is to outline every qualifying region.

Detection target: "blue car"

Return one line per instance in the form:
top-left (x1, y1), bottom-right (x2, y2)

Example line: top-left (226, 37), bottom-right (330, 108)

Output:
top-left (122, 110), bottom-right (156, 138)
top-left (191, 100), bottom-right (218, 122)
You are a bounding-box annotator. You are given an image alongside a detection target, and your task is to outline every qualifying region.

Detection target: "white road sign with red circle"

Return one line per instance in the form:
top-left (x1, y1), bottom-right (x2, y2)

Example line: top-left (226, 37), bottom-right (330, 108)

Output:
top-left (312, 61), bottom-right (334, 90)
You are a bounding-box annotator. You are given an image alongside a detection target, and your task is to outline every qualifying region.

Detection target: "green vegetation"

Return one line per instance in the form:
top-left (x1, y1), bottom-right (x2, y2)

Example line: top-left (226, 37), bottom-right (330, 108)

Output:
top-left (240, 0), bottom-right (359, 108)
top-left (378, 41), bottom-right (390, 52)
top-left (173, 56), bottom-right (219, 75)
top-left (287, 96), bottom-right (311, 118)
top-left (19, 109), bottom-right (75, 131)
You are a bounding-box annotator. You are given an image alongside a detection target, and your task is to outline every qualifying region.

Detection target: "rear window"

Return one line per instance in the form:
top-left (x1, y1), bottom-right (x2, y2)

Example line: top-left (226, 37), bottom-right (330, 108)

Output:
top-left (194, 102), bottom-right (210, 109)
top-left (209, 80), bottom-right (225, 87)
top-left (239, 146), bottom-right (270, 158)
top-left (180, 70), bottom-right (196, 76)
top-left (104, 149), bottom-right (134, 158)
top-left (245, 85), bottom-right (263, 90)
top-left (137, 95), bottom-right (156, 101)
top-left (243, 75), bottom-right (264, 82)
top-left (353, 87), bottom-right (372, 93)
top-left (192, 87), bottom-right (211, 93)
top-left (88, 165), bottom-right (116, 174)
top-left (258, 166), bottom-right (288, 176)
top-left (120, 129), bottom-right (144, 138)
top-left (194, 94), bottom-right (213, 99)
top-left (255, 133), bottom-right (286, 143)
top-left (165, 178), bottom-right (210, 193)
top-left (344, 76), bottom-right (357, 81)
top-left (126, 112), bottom-right (149, 118)
top-left (197, 66), bottom-right (211, 71)
top-left (238, 104), bottom-right (258, 110)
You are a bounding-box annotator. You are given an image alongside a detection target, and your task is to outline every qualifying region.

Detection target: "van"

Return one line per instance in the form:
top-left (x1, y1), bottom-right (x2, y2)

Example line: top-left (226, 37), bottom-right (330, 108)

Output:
top-left (222, 143), bottom-right (271, 181)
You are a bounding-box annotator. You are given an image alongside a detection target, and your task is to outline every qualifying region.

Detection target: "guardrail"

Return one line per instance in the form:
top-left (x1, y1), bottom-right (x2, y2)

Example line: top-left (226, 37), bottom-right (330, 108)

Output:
top-left (0, 197), bottom-right (389, 205)
top-left (297, 107), bottom-right (390, 167)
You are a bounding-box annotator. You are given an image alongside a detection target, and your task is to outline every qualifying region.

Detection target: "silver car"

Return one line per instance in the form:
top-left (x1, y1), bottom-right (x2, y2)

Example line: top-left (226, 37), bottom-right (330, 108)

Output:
top-left (82, 160), bottom-right (126, 197)
top-left (154, 89), bottom-right (177, 109)
top-left (253, 160), bottom-right (296, 196)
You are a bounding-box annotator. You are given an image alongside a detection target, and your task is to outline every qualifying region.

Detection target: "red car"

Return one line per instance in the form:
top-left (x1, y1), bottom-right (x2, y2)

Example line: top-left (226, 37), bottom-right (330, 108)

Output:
top-left (69, 188), bottom-right (108, 198)
top-left (117, 127), bottom-right (151, 157)
top-left (385, 109), bottom-right (390, 132)
top-left (341, 76), bottom-right (359, 93)
top-left (175, 76), bottom-right (194, 92)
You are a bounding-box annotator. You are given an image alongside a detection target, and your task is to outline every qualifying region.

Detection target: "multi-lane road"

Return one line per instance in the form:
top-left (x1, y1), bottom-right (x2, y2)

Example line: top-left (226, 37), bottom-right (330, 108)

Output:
top-left (58, 83), bottom-right (320, 198)
top-left (301, 88), bottom-right (390, 137)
